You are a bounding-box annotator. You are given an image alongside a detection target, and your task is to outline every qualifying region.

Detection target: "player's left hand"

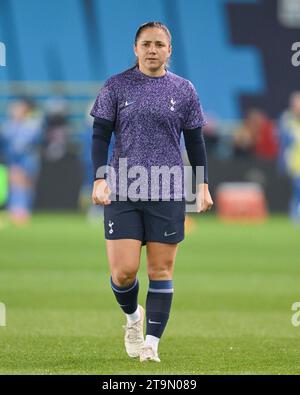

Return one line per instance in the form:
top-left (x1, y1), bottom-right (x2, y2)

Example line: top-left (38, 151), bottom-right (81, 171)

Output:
top-left (196, 183), bottom-right (214, 213)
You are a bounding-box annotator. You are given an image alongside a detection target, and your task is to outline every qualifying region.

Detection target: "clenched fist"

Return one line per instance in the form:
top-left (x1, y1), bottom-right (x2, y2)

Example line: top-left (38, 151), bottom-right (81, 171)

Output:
top-left (92, 179), bottom-right (112, 205)
top-left (196, 183), bottom-right (213, 213)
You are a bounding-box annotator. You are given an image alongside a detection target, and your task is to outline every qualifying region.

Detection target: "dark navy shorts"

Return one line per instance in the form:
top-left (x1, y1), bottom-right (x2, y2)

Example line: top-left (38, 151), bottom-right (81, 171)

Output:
top-left (104, 198), bottom-right (186, 245)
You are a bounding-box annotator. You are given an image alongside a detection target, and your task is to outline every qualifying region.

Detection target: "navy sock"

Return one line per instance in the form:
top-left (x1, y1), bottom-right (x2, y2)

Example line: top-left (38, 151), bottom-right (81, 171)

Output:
top-left (146, 279), bottom-right (174, 338)
top-left (110, 277), bottom-right (139, 314)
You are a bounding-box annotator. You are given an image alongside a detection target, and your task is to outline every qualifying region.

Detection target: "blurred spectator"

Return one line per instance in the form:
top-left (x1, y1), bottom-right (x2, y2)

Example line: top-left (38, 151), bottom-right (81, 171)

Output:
top-left (278, 92), bottom-right (300, 223)
top-left (43, 97), bottom-right (70, 161)
top-left (202, 113), bottom-right (220, 157)
top-left (251, 110), bottom-right (278, 160)
top-left (0, 98), bottom-right (43, 225)
top-left (232, 109), bottom-right (278, 159)
top-left (232, 111), bottom-right (256, 158)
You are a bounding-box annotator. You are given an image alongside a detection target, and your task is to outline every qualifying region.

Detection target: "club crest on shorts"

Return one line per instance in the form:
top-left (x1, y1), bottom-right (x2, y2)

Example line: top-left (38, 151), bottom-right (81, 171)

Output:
top-left (108, 220), bottom-right (114, 234)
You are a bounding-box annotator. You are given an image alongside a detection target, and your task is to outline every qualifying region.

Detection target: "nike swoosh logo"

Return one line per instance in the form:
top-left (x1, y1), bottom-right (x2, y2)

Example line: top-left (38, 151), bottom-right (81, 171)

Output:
top-left (148, 320), bottom-right (162, 325)
top-left (125, 101), bottom-right (135, 107)
top-left (164, 231), bottom-right (177, 237)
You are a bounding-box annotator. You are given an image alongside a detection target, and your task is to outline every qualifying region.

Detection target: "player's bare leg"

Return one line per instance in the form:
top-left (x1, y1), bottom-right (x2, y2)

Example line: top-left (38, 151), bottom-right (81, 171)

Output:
top-left (146, 242), bottom-right (178, 280)
top-left (106, 239), bottom-right (142, 286)
top-left (106, 239), bottom-right (145, 357)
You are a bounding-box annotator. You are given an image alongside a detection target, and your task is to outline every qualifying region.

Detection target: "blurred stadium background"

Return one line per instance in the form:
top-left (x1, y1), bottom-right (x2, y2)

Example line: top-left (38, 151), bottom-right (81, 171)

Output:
top-left (0, 0), bottom-right (300, 374)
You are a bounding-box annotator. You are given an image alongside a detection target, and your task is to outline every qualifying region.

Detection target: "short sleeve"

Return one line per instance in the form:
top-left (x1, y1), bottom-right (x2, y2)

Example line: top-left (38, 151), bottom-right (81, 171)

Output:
top-left (90, 78), bottom-right (117, 123)
top-left (183, 82), bottom-right (207, 130)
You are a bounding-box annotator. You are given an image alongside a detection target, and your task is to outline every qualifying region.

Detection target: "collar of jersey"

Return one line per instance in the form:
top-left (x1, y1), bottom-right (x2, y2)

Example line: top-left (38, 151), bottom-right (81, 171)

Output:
top-left (134, 65), bottom-right (169, 81)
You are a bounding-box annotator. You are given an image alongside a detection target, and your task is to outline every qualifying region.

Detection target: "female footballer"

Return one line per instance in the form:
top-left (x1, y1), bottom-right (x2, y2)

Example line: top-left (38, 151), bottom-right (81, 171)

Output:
top-left (91, 22), bottom-right (213, 363)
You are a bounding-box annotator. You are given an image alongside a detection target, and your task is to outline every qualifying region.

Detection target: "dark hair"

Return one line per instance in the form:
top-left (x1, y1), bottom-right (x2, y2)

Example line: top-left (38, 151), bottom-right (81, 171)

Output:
top-left (134, 21), bottom-right (172, 46)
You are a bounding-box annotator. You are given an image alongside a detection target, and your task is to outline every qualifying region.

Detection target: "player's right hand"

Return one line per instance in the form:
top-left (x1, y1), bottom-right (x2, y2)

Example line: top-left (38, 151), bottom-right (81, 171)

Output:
top-left (92, 179), bottom-right (111, 205)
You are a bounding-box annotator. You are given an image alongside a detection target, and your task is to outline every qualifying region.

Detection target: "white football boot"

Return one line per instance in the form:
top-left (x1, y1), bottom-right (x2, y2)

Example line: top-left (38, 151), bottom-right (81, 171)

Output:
top-left (123, 305), bottom-right (145, 358)
top-left (139, 345), bottom-right (161, 363)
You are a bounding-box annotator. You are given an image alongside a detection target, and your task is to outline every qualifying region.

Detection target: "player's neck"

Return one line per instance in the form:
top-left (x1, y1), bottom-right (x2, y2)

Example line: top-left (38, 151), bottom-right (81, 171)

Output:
top-left (137, 64), bottom-right (166, 78)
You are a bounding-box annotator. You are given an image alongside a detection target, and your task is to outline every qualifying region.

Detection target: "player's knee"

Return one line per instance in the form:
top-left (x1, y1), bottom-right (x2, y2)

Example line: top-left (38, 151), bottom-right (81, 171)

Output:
top-left (147, 265), bottom-right (173, 280)
top-left (111, 271), bottom-right (137, 287)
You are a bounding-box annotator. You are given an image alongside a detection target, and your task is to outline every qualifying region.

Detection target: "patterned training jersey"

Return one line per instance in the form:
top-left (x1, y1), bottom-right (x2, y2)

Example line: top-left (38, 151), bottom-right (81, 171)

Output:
top-left (91, 65), bottom-right (206, 200)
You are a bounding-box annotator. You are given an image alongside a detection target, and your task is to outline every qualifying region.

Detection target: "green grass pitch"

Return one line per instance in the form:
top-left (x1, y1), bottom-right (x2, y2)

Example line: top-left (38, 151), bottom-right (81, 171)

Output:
top-left (0, 212), bottom-right (300, 374)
